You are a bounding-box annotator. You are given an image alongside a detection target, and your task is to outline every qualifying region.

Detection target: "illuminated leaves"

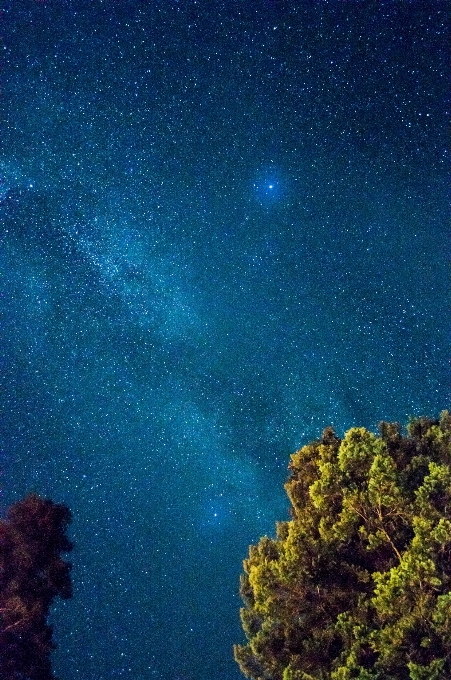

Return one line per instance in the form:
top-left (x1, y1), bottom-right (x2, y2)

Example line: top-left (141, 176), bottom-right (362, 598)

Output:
top-left (235, 412), bottom-right (451, 680)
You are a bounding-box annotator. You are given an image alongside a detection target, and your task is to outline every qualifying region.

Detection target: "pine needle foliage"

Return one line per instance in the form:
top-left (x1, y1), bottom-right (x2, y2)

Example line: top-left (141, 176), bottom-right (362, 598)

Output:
top-left (234, 412), bottom-right (451, 680)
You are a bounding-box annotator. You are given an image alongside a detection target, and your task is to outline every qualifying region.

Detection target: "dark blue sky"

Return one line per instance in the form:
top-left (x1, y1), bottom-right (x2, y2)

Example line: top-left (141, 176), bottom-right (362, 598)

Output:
top-left (1, 1), bottom-right (449, 679)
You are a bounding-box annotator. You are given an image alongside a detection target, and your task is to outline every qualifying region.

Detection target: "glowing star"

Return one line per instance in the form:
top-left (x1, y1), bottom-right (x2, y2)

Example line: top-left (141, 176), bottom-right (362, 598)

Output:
top-left (252, 170), bottom-right (284, 204)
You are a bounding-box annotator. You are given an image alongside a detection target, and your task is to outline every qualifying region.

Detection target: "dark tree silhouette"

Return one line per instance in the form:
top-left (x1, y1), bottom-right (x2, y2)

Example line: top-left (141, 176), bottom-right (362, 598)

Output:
top-left (0, 493), bottom-right (73, 680)
top-left (234, 412), bottom-right (451, 680)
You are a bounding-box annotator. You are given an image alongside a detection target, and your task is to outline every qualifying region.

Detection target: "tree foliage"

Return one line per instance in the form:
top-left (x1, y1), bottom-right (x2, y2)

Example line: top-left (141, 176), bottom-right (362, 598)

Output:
top-left (234, 412), bottom-right (451, 680)
top-left (0, 493), bottom-right (73, 680)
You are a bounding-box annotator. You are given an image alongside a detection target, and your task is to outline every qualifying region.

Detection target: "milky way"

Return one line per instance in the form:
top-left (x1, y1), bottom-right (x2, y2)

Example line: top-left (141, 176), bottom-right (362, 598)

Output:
top-left (1, 2), bottom-right (449, 679)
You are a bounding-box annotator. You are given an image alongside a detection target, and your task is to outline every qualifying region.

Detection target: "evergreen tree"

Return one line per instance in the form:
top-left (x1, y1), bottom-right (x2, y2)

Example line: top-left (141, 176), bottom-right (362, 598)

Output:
top-left (234, 412), bottom-right (451, 680)
top-left (0, 493), bottom-right (73, 680)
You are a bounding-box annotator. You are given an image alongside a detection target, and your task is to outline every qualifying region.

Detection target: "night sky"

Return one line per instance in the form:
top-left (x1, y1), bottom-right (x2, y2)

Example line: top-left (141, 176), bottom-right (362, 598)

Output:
top-left (1, 1), bottom-right (449, 678)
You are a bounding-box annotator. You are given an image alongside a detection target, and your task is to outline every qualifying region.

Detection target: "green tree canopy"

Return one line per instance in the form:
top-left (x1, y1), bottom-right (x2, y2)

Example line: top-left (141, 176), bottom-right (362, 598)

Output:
top-left (0, 493), bottom-right (73, 680)
top-left (234, 412), bottom-right (451, 680)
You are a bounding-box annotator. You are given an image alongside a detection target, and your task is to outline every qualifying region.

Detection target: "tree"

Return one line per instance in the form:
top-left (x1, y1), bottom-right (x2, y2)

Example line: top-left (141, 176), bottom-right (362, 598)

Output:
top-left (0, 493), bottom-right (73, 680)
top-left (234, 411), bottom-right (451, 680)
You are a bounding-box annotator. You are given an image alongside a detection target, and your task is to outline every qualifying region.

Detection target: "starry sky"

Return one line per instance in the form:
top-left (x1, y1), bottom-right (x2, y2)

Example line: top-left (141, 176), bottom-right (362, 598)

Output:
top-left (1, 1), bottom-right (449, 678)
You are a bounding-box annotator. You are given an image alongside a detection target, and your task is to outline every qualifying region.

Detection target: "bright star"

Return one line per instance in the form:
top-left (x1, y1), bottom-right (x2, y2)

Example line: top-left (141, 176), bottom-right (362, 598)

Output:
top-left (252, 167), bottom-right (286, 205)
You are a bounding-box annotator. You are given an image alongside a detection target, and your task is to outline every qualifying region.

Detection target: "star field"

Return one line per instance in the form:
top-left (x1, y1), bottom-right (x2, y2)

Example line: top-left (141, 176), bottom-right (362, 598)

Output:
top-left (1, 1), bottom-right (449, 679)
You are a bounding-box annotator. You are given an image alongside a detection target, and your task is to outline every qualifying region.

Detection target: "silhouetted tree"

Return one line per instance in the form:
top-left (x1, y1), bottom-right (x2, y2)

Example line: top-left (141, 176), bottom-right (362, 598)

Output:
top-left (234, 411), bottom-right (451, 680)
top-left (0, 493), bottom-right (73, 680)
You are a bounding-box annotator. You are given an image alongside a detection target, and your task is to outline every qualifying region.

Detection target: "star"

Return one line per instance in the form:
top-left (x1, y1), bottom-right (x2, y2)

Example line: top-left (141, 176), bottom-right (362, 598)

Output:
top-left (252, 171), bottom-right (284, 205)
